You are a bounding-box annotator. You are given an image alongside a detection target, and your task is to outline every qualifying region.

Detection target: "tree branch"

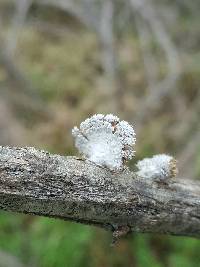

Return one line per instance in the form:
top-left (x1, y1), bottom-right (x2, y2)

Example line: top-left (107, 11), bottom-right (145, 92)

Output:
top-left (0, 146), bottom-right (200, 238)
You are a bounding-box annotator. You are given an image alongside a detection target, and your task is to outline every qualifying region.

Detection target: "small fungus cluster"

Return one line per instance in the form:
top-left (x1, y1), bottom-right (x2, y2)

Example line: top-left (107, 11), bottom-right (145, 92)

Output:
top-left (136, 154), bottom-right (178, 179)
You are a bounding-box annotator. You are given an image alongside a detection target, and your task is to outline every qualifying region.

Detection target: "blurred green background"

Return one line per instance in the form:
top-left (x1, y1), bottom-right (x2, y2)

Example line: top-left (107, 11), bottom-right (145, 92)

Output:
top-left (0, 0), bottom-right (200, 266)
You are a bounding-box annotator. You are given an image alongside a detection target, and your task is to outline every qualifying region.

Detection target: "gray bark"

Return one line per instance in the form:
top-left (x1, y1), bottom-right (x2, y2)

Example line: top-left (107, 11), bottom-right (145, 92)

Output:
top-left (0, 146), bottom-right (200, 238)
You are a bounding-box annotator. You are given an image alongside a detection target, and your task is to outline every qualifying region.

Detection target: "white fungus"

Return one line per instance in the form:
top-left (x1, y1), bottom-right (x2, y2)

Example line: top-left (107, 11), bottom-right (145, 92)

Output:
top-left (72, 114), bottom-right (136, 171)
top-left (136, 154), bottom-right (177, 180)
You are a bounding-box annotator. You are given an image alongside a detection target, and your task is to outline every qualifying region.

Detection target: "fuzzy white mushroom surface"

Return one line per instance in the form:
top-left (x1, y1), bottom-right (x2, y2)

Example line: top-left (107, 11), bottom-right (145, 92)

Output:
top-left (136, 154), bottom-right (177, 180)
top-left (72, 114), bottom-right (136, 171)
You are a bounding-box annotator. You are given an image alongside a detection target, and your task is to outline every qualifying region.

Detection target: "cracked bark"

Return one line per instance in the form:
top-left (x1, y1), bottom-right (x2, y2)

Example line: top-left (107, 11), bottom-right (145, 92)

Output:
top-left (0, 146), bottom-right (200, 238)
